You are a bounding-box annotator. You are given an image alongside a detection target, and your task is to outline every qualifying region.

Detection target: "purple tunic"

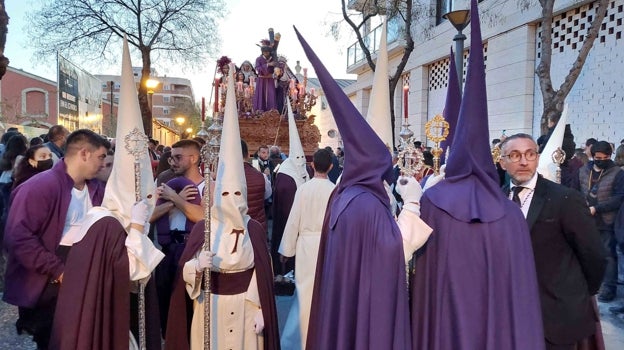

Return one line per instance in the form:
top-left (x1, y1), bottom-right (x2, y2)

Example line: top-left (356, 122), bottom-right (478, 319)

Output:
top-left (411, 195), bottom-right (545, 350)
top-left (253, 54), bottom-right (277, 112)
top-left (3, 160), bottom-right (104, 307)
top-left (306, 187), bottom-right (411, 350)
top-left (270, 173), bottom-right (297, 273)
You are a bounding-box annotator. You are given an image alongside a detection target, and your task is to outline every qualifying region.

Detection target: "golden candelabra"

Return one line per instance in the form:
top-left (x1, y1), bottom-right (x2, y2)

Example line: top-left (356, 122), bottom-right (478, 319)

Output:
top-left (491, 145), bottom-right (501, 164)
top-left (425, 114), bottom-right (450, 175)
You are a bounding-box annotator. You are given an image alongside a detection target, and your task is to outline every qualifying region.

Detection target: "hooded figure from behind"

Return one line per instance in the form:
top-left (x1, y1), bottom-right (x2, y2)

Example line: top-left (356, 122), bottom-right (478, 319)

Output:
top-left (296, 26), bottom-right (431, 350)
top-left (410, 1), bottom-right (545, 349)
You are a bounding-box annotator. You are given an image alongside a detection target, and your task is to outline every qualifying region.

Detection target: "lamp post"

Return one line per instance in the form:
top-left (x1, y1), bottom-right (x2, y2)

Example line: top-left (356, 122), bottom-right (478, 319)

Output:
top-left (443, 9), bottom-right (470, 95)
top-left (145, 78), bottom-right (160, 137)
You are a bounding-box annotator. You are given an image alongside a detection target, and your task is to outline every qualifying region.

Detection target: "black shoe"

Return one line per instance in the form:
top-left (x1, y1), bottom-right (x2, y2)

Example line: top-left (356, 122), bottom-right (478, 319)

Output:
top-left (609, 305), bottom-right (624, 314)
top-left (597, 289), bottom-right (616, 303)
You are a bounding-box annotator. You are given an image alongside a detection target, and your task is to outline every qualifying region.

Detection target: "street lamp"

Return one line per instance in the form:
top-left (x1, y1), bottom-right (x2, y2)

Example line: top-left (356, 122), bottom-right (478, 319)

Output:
top-left (145, 78), bottom-right (160, 137)
top-left (443, 9), bottom-right (470, 95)
top-left (175, 116), bottom-right (186, 139)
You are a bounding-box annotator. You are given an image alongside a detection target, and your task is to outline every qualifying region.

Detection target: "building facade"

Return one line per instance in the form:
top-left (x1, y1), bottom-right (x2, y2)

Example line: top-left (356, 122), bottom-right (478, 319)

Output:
top-left (344, 0), bottom-right (624, 148)
top-left (0, 67), bottom-right (57, 136)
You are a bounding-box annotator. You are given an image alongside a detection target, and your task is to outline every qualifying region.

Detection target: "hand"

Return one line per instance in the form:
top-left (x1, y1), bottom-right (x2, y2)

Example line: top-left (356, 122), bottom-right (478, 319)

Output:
top-left (396, 176), bottom-right (423, 205)
top-left (253, 308), bottom-right (264, 334)
top-left (179, 185), bottom-right (199, 201)
top-left (195, 250), bottom-right (215, 272)
top-left (263, 168), bottom-right (270, 176)
top-left (131, 200), bottom-right (149, 226)
top-left (589, 206), bottom-right (596, 215)
top-left (158, 184), bottom-right (178, 202)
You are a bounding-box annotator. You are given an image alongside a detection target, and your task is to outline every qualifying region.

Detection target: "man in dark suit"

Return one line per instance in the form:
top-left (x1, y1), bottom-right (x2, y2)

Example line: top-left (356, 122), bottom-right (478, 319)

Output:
top-left (499, 133), bottom-right (607, 350)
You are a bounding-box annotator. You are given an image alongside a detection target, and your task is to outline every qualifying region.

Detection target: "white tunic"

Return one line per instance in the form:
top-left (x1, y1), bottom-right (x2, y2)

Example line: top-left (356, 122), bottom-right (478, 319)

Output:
top-left (183, 216), bottom-right (264, 350)
top-left (278, 177), bottom-right (335, 350)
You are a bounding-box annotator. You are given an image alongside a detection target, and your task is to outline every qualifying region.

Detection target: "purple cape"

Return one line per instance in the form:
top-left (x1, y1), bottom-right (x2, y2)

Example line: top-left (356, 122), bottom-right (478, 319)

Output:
top-left (49, 216), bottom-right (130, 350)
top-left (306, 187), bottom-right (411, 350)
top-left (411, 196), bottom-right (545, 349)
top-left (156, 176), bottom-right (202, 246)
top-left (164, 218), bottom-right (280, 350)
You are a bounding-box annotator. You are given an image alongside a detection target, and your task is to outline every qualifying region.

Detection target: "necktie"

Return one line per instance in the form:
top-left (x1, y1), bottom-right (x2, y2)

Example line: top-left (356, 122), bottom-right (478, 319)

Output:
top-left (511, 186), bottom-right (524, 206)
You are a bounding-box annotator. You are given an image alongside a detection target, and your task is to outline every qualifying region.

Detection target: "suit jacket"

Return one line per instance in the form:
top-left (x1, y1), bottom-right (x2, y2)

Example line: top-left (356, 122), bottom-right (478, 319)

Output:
top-left (504, 175), bottom-right (606, 344)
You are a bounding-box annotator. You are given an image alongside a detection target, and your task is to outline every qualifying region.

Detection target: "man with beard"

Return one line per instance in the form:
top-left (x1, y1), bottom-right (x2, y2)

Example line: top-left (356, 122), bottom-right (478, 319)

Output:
top-left (576, 140), bottom-right (624, 303)
top-left (151, 139), bottom-right (204, 334)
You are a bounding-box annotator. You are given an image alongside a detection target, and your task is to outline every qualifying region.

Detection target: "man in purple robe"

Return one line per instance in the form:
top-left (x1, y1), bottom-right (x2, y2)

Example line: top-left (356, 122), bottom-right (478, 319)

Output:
top-left (253, 40), bottom-right (277, 112)
top-left (411, 1), bottom-right (545, 349)
top-left (296, 27), bottom-right (430, 350)
top-left (3, 129), bottom-right (108, 349)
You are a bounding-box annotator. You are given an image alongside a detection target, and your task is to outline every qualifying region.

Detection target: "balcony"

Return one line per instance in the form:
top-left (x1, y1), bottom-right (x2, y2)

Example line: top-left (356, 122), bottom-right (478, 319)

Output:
top-left (346, 15), bottom-right (404, 72)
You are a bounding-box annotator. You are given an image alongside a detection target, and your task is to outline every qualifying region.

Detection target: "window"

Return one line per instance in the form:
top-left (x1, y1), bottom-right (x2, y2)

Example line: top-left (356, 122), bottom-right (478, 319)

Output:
top-left (163, 96), bottom-right (171, 103)
top-left (163, 108), bottom-right (170, 115)
top-left (163, 84), bottom-right (171, 91)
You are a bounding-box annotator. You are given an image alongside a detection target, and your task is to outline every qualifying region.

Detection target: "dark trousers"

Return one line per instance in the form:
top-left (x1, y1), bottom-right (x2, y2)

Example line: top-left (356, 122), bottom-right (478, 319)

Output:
top-left (155, 241), bottom-right (186, 337)
top-left (17, 282), bottom-right (59, 349)
top-left (600, 229), bottom-right (618, 292)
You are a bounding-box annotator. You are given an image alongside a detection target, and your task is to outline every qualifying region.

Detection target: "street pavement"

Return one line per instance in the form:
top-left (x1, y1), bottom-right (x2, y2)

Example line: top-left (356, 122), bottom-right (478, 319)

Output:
top-left (1, 290), bottom-right (623, 349)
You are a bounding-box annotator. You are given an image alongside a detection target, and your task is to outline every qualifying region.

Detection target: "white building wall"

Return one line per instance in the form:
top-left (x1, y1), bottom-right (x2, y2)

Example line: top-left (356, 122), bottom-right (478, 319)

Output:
top-left (347, 0), bottom-right (623, 148)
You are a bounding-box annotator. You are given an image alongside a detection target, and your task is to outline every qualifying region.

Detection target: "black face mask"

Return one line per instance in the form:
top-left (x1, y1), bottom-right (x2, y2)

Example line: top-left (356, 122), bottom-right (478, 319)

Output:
top-left (593, 159), bottom-right (613, 170)
top-left (36, 159), bottom-right (54, 171)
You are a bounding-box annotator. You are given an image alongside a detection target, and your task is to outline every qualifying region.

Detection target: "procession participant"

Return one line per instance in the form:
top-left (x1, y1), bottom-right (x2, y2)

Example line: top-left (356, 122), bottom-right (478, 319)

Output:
top-left (3, 129), bottom-right (108, 349)
top-left (296, 27), bottom-right (432, 350)
top-left (410, 2), bottom-right (545, 349)
top-left (49, 36), bottom-right (164, 350)
top-left (278, 148), bottom-right (335, 350)
top-left (271, 102), bottom-right (309, 274)
top-left (165, 63), bottom-right (279, 350)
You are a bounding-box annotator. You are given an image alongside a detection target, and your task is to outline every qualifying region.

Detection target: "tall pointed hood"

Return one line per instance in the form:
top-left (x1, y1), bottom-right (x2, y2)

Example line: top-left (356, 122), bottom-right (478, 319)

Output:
top-left (439, 47), bottom-right (461, 164)
top-left (365, 17), bottom-right (393, 151)
top-left (538, 105), bottom-right (568, 182)
top-left (295, 26), bottom-right (393, 206)
top-left (425, 0), bottom-right (506, 223)
top-left (212, 62), bottom-right (248, 229)
top-left (276, 101), bottom-right (309, 186)
top-left (102, 36), bottom-right (156, 228)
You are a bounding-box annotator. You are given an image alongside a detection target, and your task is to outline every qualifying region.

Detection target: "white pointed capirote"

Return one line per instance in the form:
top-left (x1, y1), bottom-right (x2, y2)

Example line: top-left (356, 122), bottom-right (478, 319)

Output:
top-left (102, 35), bottom-right (156, 228)
top-left (212, 62), bottom-right (248, 231)
top-left (365, 17), bottom-right (393, 151)
top-left (537, 104), bottom-right (569, 182)
top-left (276, 101), bottom-right (309, 186)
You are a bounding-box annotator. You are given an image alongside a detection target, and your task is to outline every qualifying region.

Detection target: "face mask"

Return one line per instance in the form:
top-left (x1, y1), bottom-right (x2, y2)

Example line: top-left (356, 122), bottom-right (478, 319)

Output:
top-left (36, 159), bottom-right (53, 171)
top-left (593, 159), bottom-right (612, 169)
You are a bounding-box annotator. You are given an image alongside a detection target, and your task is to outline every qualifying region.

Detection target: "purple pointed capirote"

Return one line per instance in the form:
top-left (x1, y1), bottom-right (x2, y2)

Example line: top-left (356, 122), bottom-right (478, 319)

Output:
top-left (411, 0), bottom-right (546, 349)
top-left (439, 47), bottom-right (461, 165)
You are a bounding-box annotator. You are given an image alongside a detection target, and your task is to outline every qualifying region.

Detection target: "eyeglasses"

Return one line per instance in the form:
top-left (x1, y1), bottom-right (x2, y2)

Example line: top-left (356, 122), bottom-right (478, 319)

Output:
top-left (501, 150), bottom-right (538, 162)
top-left (168, 154), bottom-right (193, 164)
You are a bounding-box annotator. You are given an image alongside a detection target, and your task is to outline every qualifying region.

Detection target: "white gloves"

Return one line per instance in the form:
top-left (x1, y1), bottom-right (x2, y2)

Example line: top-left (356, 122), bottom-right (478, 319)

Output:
top-left (396, 176), bottom-right (423, 215)
top-left (195, 250), bottom-right (215, 272)
top-left (130, 200), bottom-right (149, 226)
top-left (253, 308), bottom-right (264, 334)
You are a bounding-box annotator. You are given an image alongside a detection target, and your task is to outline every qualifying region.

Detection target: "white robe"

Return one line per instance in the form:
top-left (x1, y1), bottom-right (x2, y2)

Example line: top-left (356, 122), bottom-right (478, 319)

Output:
top-left (183, 216), bottom-right (264, 350)
top-left (278, 178), bottom-right (335, 350)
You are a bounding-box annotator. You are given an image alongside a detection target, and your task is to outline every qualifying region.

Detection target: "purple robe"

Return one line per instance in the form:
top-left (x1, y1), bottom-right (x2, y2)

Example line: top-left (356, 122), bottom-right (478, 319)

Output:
top-left (271, 173), bottom-right (297, 273)
top-left (253, 55), bottom-right (276, 112)
top-left (49, 216), bottom-right (130, 350)
top-left (164, 218), bottom-right (280, 350)
top-left (3, 160), bottom-right (104, 307)
top-left (306, 187), bottom-right (411, 350)
top-left (410, 195), bottom-right (545, 350)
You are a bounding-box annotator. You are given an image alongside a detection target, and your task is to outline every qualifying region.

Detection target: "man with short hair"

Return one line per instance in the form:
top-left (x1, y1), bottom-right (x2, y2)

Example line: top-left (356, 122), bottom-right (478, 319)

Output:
top-left (3, 129), bottom-right (109, 349)
top-left (500, 133), bottom-right (607, 349)
top-left (576, 140), bottom-right (624, 302)
top-left (151, 138), bottom-right (204, 333)
top-left (95, 149), bottom-right (115, 184)
top-left (44, 125), bottom-right (69, 164)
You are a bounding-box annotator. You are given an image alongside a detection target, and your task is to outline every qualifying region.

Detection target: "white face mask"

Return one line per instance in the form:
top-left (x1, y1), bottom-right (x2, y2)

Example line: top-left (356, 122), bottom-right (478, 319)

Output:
top-left (293, 154), bottom-right (308, 180)
top-left (213, 183), bottom-right (247, 230)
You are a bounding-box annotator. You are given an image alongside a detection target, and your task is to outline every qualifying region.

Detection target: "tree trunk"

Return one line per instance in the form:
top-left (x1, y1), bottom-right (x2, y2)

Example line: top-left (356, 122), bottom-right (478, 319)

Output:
top-left (536, 0), bottom-right (609, 134)
top-left (139, 47), bottom-right (153, 138)
top-left (0, 0), bottom-right (9, 80)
